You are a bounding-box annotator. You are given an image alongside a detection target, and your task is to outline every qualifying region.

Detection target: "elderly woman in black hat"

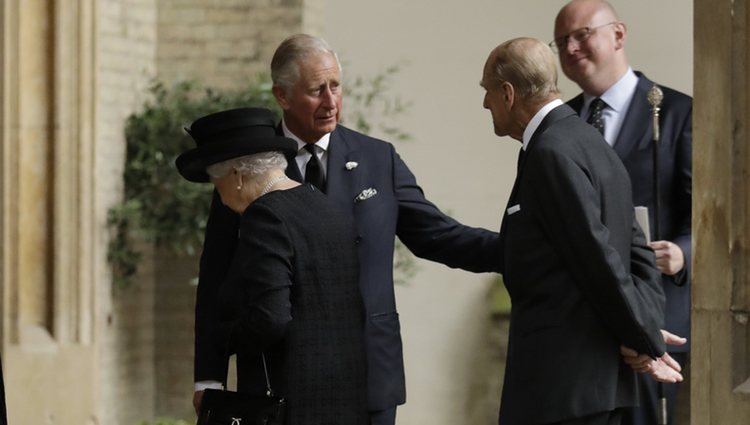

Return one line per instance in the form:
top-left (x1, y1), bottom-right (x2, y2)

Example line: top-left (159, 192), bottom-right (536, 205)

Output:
top-left (177, 107), bottom-right (368, 425)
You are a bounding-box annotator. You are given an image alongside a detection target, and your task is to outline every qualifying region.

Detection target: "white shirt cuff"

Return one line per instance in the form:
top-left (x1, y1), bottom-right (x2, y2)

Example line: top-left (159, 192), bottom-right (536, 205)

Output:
top-left (195, 380), bottom-right (224, 391)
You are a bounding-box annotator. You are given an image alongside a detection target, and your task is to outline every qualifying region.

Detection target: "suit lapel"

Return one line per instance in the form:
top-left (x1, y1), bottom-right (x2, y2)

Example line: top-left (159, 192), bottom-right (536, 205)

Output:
top-left (504, 104), bottom-right (576, 216)
top-left (326, 127), bottom-right (361, 211)
top-left (568, 94), bottom-right (584, 115)
top-left (286, 158), bottom-right (303, 182)
top-left (501, 106), bottom-right (576, 265)
top-left (522, 104), bottom-right (577, 172)
top-left (613, 73), bottom-right (653, 159)
top-left (276, 123), bottom-right (304, 182)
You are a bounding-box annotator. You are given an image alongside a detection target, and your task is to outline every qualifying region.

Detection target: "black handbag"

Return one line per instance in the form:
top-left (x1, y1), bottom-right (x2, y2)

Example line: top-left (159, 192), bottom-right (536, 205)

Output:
top-left (196, 354), bottom-right (286, 425)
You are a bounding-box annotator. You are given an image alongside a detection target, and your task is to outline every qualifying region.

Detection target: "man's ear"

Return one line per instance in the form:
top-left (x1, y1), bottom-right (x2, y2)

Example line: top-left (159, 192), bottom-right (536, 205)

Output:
top-left (502, 81), bottom-right (515, 110)
top-left (613, 22), bottom-right (627, 50)
top-left (272, 85), bottom-right (290, 110)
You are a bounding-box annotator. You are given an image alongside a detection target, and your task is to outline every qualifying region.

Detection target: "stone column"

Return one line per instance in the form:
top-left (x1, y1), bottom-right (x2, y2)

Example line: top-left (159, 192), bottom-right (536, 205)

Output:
top-left (693, 0), bottom-right (750, 422)
top-left (0, 0), bottom-right (99, 423)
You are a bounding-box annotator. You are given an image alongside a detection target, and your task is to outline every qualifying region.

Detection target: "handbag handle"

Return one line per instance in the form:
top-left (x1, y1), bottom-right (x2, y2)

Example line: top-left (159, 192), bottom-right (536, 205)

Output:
top-left (222, 324), bottom-right (276, 397)
top-left (260, 352), bottom-right (274, 397)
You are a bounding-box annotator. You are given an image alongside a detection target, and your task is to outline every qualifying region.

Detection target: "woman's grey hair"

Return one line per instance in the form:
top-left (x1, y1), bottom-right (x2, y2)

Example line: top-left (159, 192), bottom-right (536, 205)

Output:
top-left (206, 151), bottom-right (288, 179)
top-left (271, 33), bottom-right (342, 95)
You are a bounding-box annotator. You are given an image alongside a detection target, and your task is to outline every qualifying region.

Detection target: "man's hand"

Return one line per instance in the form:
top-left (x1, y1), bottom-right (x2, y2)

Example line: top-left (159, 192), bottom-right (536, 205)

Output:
top-left (649, 240), bottom-right (684, 276)
top-left (193, 390), bottom-right (205, 415)
top-left (620, 330), bottom-right (687, 383)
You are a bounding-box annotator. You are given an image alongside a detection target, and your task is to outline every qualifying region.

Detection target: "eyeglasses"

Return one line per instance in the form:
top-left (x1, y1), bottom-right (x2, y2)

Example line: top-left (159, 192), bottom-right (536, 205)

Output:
top-left (549, 22), bottom-right (618, 53)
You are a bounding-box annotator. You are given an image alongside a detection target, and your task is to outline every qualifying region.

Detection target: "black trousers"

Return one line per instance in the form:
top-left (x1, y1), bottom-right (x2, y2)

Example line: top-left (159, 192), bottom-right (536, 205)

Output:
top-left (548, 408), bottom-right (623, 425)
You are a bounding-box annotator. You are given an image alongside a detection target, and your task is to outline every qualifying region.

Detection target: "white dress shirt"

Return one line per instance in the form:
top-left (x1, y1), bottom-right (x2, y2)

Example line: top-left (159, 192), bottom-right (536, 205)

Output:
top-left (281, 120), bottom-right (330, 178)
top-left (522, 98), bottom-right (564, 151)
top-left (580, 68), bottom-right (639, 146)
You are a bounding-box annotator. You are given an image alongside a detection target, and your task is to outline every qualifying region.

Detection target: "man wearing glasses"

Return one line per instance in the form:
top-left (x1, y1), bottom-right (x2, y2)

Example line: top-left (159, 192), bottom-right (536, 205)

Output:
top-left (552, 1), bottom-right (692, 424)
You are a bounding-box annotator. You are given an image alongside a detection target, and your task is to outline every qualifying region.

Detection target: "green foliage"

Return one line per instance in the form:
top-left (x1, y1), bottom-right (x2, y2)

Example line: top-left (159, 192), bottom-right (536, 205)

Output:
top-left (343, 64), bottom-right (412, 143)
top-left (489, 275), bottom-right (512, 317)
top-left (108, 68), bottom-right (417, 288)
top-left (108, 76), bottom-right (279, 287)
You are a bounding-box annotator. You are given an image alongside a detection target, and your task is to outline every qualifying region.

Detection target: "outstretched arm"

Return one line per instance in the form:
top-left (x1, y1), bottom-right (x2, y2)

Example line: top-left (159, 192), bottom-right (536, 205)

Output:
top-left (390, 146), bottom-right (503, 273)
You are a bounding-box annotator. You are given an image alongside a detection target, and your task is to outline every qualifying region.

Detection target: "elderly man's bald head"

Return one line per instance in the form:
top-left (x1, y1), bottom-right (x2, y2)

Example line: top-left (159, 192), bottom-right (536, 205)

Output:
top-left (482, 37), bottom-right (561, 105)
top-left (556, 0), bottom-right (619, 27)
top-left (553, 0), bottom-right (628, 95)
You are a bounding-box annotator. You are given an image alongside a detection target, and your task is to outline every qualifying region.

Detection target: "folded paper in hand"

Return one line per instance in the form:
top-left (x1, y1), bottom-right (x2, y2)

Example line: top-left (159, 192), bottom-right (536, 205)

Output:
top-left (634, 206), bottom-right (651, 244)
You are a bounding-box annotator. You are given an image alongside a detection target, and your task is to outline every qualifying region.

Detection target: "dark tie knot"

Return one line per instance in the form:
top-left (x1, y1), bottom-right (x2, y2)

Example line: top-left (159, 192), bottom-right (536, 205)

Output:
top-left (590, 97), bottom-right (606, 112)
top-left (304, 143), bottom-right (317, 155)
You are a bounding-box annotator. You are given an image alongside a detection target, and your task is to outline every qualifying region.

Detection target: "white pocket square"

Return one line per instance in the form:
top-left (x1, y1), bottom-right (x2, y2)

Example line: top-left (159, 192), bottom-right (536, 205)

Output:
top-left (355, 188), bottom-right (377, 203)
top-left (506, 204), bottom-right (521, 216)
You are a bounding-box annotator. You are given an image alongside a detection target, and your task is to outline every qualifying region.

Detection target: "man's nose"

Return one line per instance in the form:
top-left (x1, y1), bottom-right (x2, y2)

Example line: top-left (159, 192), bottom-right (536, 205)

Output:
top-left (321, 86), bottom-right (336, 106)
top-left (564, 38), bottom-right (580, 55)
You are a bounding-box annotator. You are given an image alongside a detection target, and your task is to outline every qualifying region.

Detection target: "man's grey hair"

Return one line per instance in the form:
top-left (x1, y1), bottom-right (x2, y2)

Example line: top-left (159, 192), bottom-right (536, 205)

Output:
top-left (206, 152), bottom-right (288, 179)
top-left (271, 33), bottom-right (342, 95)
top-left (488, 38), bottom-right (561, 103)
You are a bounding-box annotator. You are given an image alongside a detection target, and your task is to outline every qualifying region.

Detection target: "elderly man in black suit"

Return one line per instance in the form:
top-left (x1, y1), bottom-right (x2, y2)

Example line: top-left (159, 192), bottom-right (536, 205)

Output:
top-left (552, 2), bottom-right (693, 423)
top-left (481, 37), bottom-right (684, 425)
top-left (193, 34), bottom-right (502, 425)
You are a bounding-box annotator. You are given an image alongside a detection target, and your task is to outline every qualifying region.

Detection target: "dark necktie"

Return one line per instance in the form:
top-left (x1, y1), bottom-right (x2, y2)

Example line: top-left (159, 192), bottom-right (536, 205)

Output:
top-left (304, 144), bottom-right (326, 192)
top-left (516, 147), bottom-right (526, 172)
top-left (586, 97), bottom-right (606, 135)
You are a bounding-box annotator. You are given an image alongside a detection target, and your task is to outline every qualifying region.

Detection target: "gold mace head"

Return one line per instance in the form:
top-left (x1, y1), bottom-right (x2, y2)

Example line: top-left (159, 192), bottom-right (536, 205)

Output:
top-left (647, 84), bottom-right (664, 108)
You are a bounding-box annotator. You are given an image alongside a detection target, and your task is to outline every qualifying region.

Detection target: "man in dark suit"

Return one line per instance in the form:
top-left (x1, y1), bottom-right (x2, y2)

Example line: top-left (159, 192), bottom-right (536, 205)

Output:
top-left (552, 2), bottom-right (692, 423)
top-left (481, 37), bottom-right (683, 425)
top-left (193, 34), bottom-right (502, 425)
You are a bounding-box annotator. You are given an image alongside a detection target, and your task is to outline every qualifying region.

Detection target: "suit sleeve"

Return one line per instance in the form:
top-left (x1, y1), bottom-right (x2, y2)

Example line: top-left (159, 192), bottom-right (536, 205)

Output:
top-left (194, 190), bottom-right (240, 382)
top-left (669, 102), bottom-right (692, 287)
top-left (227, 204), bottom-right (293, 354)
top-left (527, 147), bottom-right (666, 357)
top-left (390, 145), bottom-right (504, 273)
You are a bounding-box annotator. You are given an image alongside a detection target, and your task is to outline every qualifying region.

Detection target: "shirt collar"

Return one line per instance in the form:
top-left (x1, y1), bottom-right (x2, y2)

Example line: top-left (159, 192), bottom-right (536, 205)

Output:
top-left (583, 67), bottom-right (638, 114)
top-left (281, 120), bottom-right (331, 153)
top-left (522, 98), bottom-right (564, 150)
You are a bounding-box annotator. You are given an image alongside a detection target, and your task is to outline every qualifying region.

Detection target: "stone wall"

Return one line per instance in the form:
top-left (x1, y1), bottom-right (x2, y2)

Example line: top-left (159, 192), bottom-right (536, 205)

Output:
top-left (95, 0), bottom-right (159, 424)
top-left (154, 253), bottom-right (200, 421)
top-left (156, 0), bottom-right (305, 90)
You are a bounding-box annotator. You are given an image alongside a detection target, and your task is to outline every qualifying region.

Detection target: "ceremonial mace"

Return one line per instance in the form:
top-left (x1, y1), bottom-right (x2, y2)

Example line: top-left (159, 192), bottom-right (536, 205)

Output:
top-left (647, 84), bottom-right (667, 425)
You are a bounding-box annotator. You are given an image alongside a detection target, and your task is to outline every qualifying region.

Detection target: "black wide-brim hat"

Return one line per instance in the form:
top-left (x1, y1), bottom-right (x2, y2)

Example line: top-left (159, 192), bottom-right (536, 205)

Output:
top-left (176, 107), bottom-right (298, 183)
